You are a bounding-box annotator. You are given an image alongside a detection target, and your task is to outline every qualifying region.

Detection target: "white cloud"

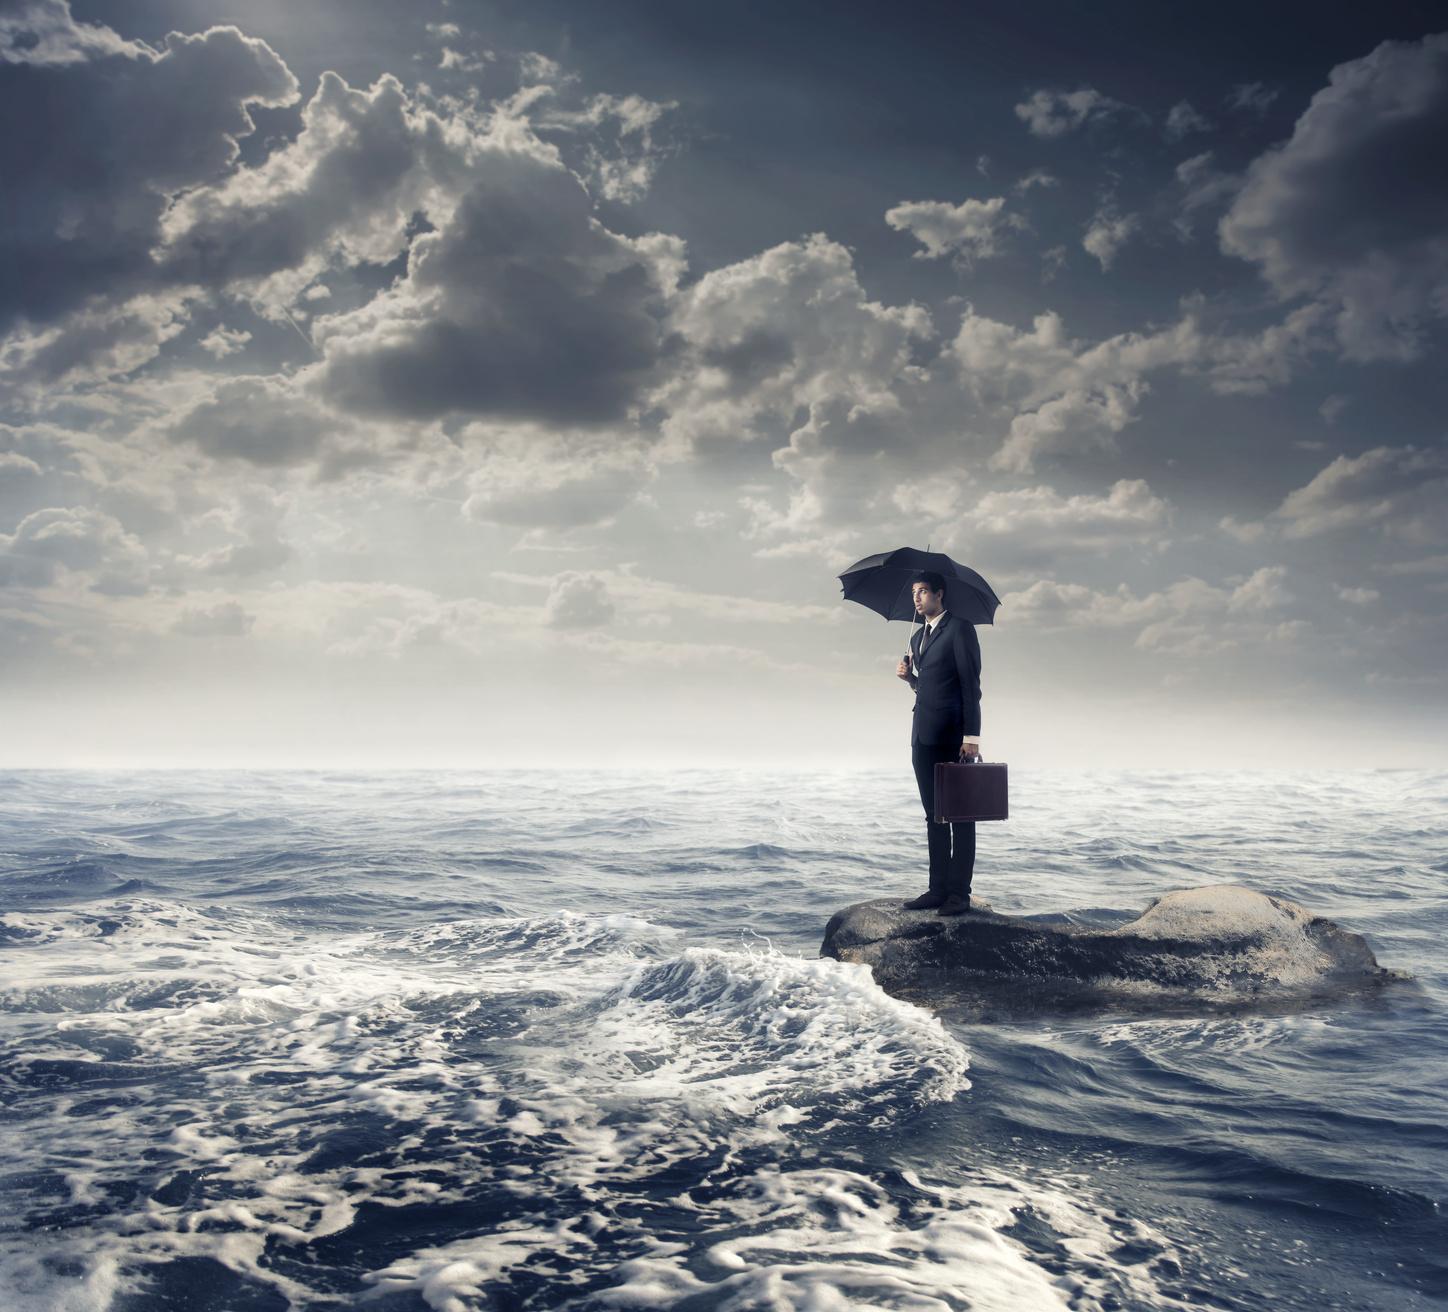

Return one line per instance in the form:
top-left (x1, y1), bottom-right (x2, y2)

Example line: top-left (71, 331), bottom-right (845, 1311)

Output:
top-left (1270, 445), bottom-right (1448, 542)
top-left (953, 478), bottom-right (1174, 558)
top-left (1, 289), bottom-right (200, 391)
top-left (655, 232), bottom-right (931, 458)
top-left (1165, 100), bottom-right (1212, 140)
top-left (0, 505), bottom-right (150, 593)
top-left (950, 305), bottom-right (1205, 472)
top-left (198, 325), bottom-right (252, 359)
top-left (1001, 567), bottom-right (1297, 658)
top-left (1219, 514), bottom-right (1267, 544)
top-left (1226, 564), bottom-right (1293, 611)
top-left (885, 196), bottom-right (1026, 267)
top-left (542, 570), bottom-right (615, 629)
top-left (1012, 169), bottom-right (1058, 193)
top-left (1082, 208), bottom-right (1139, 270)
top-left (532, 91), bottom-right (679, 204)
top-left (0, 0), bottom-right (142, 66)
top-left (1013, 86), bottom-right (1124, 137)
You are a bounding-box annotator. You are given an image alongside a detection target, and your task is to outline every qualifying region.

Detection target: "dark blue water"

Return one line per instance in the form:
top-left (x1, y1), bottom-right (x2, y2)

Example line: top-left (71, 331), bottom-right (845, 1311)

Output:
top-left (1, 768), bottom-right (1444, 1310)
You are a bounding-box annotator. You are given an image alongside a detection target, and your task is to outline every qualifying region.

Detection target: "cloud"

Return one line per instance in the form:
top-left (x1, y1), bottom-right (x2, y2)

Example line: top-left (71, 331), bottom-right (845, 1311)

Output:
top-left (496, 566), bottom-right (838, 627)
top-left (530, 90), bottom-right (679, 204)
top-left (949, 478), bottom-right (1174, 560)
top-left (1, 289), bottom-right (200, 392)
top-left (993, 384), bottom-right (1145, 473)
top-left (1172, 152), bottom-right (1241, 241)
top-left (0, 505), bottom-right (150, 593)
top-left (1002, 568), bottom-right (1296, 658)
top-left (542, 570), bottom-right (615, 629)
top-left (1013, 86), bottom-right (1124, 137)
top-left (1219, 33), bottom-right (1448, 362)
top-left (1012, 169), bottom-right (1058, 193)
top-left (437, 47), bottom-right (490, 74)
top-left (154, 70), bottom-right (473, 319)
top-left (170, 599), bottom-right (255, 636)
top-left (460, 425), bottom-right (654, 528)
top-left (1226, 82), bottom-right (1279, 116)
top-left (950, 306), bottom-right (1205, 472)
top-left (309, 141), bottom-right (685, 426)
top-left (199, 326), bottom-right (252, 359)
top-left (0, 1), bottom-right (298, 344)
top-left (1219, 514), bottom-right (1266, 544)
top-left (1226, 564), bottom-right (1293, 611)
top-left (1082, 208), bottom-right (1139, 270)
top-left (0, 451), bottom-right (45, 484)
top-left (157, 376), bottom-right (343, 467)
top-left (1165, 100), bottom-right (1212, 140)
top-left (0, 0), bottom-right (137, 65)
top-left (1378, 554), bottom-right (1448, 576)
top-left (174, 488), bottom-right (294, 577)
top-left (655, 232), bottom-right (931, 457)
top-left (1269, 445), bottom-right (1448, 542)
top-left (885, 196), bottom-right (1026, 267)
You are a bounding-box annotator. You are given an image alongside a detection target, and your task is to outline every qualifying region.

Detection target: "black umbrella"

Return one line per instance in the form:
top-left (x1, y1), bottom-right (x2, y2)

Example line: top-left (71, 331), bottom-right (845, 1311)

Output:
top-left (837, 547), bottom-right (1001, 645)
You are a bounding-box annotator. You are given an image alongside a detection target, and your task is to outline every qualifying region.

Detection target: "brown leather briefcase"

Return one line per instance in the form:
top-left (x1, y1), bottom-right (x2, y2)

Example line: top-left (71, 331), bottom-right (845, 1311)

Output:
top-left (933, 759), bottom-right (1009, 822)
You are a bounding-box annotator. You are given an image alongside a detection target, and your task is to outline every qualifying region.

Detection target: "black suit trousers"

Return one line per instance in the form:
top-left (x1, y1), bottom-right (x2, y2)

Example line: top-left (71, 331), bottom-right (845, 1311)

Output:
top-left (911, 738), bottom-right (975, 896)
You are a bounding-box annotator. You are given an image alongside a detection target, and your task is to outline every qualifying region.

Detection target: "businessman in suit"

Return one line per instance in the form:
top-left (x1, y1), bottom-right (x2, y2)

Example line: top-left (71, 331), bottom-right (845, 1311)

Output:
top-left (894, 571), bottom-right (982, 915)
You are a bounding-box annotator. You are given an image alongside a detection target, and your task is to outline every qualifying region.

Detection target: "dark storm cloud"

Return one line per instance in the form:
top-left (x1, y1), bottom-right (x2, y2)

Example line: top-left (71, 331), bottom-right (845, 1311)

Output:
top-left (1220, 32), bottom-right (1448, 362)
top-left (0, 0), bottom-right (298, 333)
top-left (312, 151), bottom-right (684, 425)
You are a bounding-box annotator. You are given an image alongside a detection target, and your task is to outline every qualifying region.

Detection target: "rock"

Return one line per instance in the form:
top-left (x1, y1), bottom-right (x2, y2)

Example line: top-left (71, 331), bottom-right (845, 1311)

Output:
top-left (821, 884), bottom-right (1394, 1011)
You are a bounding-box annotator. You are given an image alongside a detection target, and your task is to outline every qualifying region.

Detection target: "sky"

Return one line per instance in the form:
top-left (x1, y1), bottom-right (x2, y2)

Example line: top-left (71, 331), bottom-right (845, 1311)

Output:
top-left (1, 0), bottom-right (1446, 769)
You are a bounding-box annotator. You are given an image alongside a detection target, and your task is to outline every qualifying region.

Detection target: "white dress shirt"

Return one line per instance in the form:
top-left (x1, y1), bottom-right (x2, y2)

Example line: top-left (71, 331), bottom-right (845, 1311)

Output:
top-left (915, 610), bottom-right (981, 746)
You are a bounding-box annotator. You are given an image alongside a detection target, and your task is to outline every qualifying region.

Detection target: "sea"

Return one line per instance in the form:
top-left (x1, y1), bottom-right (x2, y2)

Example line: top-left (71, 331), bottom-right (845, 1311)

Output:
top-left (0, 767), bottom-right (1444, 1312)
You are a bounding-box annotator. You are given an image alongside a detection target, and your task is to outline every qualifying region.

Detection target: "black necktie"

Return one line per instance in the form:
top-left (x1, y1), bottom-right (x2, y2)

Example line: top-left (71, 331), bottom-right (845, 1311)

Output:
top-left (919, 622), bottom-right (933, 659)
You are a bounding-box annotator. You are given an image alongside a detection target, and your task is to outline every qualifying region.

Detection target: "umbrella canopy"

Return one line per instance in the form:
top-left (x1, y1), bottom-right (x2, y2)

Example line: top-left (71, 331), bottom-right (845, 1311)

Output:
top-left (838, 546), bottom-right (1001, 626)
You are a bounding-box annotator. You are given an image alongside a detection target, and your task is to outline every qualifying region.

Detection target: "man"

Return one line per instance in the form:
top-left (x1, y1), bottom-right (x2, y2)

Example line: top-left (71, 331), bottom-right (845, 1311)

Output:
top-left (894, 571), bottom-right (982, 915)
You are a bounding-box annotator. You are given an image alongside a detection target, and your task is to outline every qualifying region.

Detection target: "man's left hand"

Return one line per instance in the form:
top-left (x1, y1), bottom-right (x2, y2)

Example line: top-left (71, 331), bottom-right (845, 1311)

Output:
top-left (959, 743), bottom-right (980, 761)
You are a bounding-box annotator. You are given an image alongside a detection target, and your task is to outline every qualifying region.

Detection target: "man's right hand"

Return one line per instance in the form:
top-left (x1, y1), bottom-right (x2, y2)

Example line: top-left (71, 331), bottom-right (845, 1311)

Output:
top-left (896, 657), bottom-right (913, 680)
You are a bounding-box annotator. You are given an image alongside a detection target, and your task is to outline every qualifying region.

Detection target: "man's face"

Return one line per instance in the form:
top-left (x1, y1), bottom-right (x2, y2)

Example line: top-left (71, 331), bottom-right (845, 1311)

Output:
top-left (912, 583), bottom-right (942, 615)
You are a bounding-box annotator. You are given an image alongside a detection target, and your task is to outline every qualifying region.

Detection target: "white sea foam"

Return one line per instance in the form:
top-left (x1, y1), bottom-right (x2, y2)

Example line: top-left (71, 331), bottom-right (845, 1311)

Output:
top-left (0, 897), bottom-right (1199, 1311)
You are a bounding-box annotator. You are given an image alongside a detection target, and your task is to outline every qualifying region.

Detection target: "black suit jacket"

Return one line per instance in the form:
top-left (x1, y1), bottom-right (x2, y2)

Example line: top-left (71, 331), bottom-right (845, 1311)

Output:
top-left (906, 612), bottom-right (982, 745)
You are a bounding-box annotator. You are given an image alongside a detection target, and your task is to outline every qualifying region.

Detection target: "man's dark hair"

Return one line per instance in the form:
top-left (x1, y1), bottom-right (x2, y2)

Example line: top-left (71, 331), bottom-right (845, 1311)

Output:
top-left (911, 570), bottom-right (947, 598)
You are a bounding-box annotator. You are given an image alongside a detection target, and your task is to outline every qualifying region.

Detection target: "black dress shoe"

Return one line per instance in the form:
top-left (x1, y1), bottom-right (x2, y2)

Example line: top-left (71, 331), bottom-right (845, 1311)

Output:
top-left (901, 890), bottom-right (946, 910)
top-left (937, 894), bottom-right (972, 916)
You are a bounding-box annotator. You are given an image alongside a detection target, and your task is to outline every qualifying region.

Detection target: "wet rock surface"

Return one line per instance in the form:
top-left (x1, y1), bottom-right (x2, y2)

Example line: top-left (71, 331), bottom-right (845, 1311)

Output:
top-left (821, 884), bottom-right (1395, 1010)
